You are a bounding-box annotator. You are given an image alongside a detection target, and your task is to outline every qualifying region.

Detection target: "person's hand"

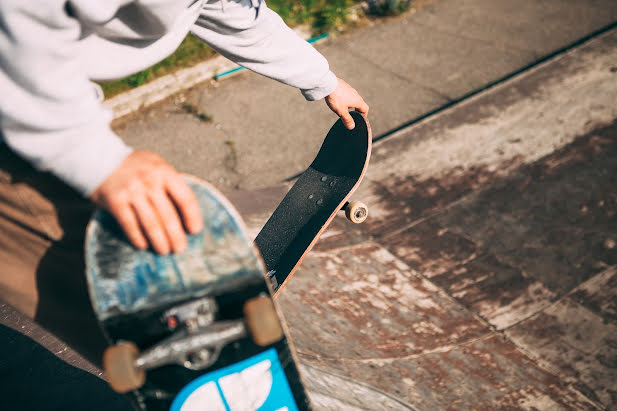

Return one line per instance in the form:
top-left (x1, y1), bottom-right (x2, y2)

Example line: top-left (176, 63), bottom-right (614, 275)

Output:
top-left (89, 151), bottom-right (203, 255)
top-left (325, 77), bottom-right (369, 130)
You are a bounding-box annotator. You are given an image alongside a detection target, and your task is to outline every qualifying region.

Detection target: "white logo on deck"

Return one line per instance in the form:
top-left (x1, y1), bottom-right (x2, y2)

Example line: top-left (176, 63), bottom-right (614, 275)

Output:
top-left (171, 348), bottom-right (297, 411)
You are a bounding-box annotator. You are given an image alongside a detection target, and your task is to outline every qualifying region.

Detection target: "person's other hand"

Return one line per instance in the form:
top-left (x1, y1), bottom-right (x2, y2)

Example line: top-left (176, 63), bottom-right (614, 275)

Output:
top-left (89, 151), bottom-right (203, 255)
top-left (325, 77), bottom-right (369, 129)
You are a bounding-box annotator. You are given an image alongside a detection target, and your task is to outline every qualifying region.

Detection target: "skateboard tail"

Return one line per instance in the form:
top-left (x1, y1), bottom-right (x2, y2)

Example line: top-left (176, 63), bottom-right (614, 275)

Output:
top-left (86, 179), bottom-right (267, 321)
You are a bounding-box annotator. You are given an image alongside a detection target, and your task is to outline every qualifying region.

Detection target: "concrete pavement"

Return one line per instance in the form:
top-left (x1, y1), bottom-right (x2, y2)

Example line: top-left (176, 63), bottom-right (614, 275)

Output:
top-left (112, 0), bottom-right (617, 191)
top-left (1, 0), bottom-right (616, 409)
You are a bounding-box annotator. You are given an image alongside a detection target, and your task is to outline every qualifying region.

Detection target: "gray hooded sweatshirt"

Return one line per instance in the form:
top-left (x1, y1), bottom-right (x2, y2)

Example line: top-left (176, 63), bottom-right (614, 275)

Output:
top-left (0, 0), bottom-right (338, 195)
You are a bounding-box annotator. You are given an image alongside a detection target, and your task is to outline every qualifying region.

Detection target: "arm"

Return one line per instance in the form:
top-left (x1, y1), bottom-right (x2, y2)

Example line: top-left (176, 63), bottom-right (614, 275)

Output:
top-left (191, 0), bottom-right (368, 128)
top-left (0, 1), bottom-right (131, 196)
top-left (0, 1), bottom-right (202, 254)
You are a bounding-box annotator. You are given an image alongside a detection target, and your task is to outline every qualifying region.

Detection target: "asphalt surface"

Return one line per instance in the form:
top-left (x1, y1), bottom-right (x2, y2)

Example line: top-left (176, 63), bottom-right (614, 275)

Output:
top-left (113, 0), bottom-right (617, 192)
top-left (1, 0), bottom-right (616, 409)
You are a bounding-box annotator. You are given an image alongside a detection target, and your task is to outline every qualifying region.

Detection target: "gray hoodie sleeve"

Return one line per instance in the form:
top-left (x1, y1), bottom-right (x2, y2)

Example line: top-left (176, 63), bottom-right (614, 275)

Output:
top-left (191, 0), bottom-right (338, 101)
top-left (0, 1), bottom-right (133, 196)
top-left (0, 0), bottom-right (336, 196)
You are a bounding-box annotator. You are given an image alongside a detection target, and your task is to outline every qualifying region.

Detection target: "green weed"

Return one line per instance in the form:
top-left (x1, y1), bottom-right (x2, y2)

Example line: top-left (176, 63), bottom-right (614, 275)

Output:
top-left (182, 103), bottom-right (213, 122)
top-left (366, 0), bottom-right (412, 16)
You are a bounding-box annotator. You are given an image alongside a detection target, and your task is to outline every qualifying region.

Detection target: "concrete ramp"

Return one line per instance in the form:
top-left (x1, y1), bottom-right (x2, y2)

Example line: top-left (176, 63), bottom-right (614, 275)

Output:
top-left (231, 30), bottom-right (617, 409)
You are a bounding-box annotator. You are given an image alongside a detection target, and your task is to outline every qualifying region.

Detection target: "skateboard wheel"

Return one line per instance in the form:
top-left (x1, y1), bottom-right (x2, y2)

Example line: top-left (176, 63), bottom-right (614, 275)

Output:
top-left (103, 341), bottom-right (146, 393)
top-left (244, 296), bottom-right (284, 346)
top-left (345, 201), bottom-right (368, 224)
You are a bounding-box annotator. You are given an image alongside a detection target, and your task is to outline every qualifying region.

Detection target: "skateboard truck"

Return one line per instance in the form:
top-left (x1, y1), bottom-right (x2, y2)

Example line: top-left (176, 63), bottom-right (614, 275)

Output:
top-left (342, 201), bottom-right (369, 224)
top-left (164, 297), bottom-right (217, 332)
top-left (103, 295), bottom-right (283, 393)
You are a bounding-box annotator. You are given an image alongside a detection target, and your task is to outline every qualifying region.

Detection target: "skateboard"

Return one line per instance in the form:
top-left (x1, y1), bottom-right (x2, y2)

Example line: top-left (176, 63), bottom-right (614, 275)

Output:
top-left (85, 178), bottom-right (311, 410)
top-left (255, 111), bottom-right (372, 295)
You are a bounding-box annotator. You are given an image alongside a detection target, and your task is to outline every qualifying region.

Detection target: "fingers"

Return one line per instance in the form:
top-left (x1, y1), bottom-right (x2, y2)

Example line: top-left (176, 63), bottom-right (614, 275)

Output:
top-left (90, 151), bottom-right (204, 255)
top-left (336, 107), bottom-right (356, 130)
top-left (149, 190), bottom-right (188, 254)
top-left (355, 99), bottom-right (370, 116)
top-left (127, 179), bottom-right (197, 255)
top-left (325, 77), bottom-right (369, 129)
top-left (326, 94), bottom-right (356, 130)
top-left (166, 174), bottom-right (203, 235)
top-left (133, 196), bottom-right (172, 255)
top-left (112, 202), bottom-right (148, 251)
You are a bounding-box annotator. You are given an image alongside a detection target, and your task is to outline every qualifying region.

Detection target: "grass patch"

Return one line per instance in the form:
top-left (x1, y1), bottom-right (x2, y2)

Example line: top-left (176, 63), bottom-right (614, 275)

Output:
top-left (181, 103), bottom-right (213, 122)
top-left (268, 0), bottom-right (354, 33)
top-left (365, 0), bottom-right (411, 16)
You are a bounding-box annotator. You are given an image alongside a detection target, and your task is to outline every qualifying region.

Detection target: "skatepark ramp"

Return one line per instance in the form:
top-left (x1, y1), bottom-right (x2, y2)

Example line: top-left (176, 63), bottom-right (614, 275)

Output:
top-left (1, 15), bottom-right (616, 411)
top-left (231, 30), bottom-right (617, 409)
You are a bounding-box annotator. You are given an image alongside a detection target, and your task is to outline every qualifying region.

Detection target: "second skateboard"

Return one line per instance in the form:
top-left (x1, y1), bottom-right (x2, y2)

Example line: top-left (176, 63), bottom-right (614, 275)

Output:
top-left (255, 111), bottom-right (372, 294)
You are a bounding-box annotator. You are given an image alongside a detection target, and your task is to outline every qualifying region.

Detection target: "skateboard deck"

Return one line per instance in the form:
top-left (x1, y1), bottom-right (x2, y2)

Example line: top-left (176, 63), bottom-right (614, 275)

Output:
top-left (255, 111), bottom-right (371, 295)
top-left (85, 178), bottom-right (311, 411)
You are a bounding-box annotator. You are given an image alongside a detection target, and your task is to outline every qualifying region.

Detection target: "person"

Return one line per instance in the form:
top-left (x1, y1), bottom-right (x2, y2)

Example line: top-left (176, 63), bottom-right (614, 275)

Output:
top-left (0, 0), bottom-right (369, 364)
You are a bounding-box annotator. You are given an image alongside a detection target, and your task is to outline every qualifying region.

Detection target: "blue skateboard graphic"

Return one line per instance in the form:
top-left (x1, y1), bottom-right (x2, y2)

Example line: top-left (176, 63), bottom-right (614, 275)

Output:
top-left (85, 178), bottom-right (311, 410)
top-left (171, 349), bottom-right (297, 411)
